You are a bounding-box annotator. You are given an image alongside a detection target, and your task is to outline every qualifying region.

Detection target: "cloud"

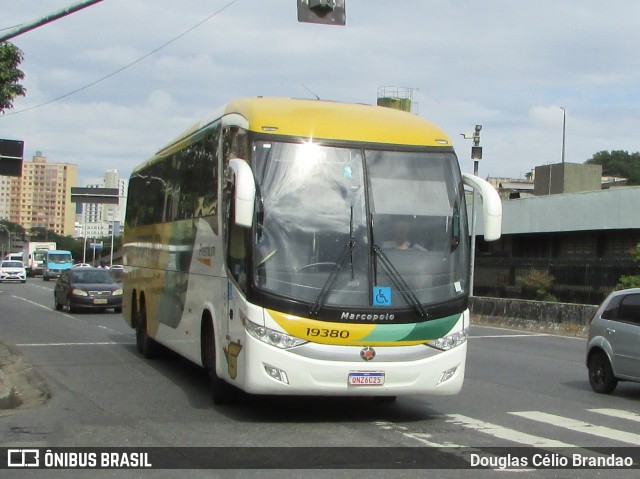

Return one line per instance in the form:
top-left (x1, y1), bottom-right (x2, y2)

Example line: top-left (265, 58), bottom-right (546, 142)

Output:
top-left (1, 0), bottom-right (640, 186)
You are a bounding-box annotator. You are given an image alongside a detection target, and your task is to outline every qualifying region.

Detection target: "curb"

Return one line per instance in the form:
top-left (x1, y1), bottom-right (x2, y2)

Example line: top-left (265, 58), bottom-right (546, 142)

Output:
top-left (471, 315), bottom-right (589, 338)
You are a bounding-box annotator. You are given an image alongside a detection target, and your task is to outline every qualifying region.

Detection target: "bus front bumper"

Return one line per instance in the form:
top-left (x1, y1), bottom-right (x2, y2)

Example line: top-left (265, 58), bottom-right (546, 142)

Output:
top-left (236, 334), bottom-right (467, 397)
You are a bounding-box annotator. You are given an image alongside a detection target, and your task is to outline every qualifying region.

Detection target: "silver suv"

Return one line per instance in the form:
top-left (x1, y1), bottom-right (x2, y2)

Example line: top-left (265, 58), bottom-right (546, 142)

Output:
top-left (587, 288), bottom-right (640, 394)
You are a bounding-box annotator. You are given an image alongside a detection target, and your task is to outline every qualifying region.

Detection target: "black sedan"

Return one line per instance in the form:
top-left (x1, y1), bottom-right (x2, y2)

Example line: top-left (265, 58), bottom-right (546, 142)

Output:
top-left (54, 268), bottom-right (123, 313)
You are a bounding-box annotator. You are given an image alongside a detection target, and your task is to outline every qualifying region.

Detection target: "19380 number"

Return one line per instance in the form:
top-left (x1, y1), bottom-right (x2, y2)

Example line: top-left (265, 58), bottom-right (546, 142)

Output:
top-left (306, 328), bottom-right (350, 339)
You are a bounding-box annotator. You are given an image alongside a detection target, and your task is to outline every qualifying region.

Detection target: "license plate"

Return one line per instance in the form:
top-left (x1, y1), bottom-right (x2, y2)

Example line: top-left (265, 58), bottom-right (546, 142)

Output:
top-left (348, 372), bottom-right (385, 386)
top-left (93, 298), bottom-right (108, 304)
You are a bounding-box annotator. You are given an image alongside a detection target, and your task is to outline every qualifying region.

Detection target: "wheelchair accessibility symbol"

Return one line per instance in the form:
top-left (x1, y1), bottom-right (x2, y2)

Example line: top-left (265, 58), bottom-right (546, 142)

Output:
top-left (373, 287), bottom-right (392, 306)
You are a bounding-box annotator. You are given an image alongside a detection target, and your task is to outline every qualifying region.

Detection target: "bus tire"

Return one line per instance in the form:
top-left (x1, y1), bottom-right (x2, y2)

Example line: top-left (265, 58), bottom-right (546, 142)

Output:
top-left (201, 316), bottom-right (236, 405)
top-left (136, 301), bottom-right (158, 359)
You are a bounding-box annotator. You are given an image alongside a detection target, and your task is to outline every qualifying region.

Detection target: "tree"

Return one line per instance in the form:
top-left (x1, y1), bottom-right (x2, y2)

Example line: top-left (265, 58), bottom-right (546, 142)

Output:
top-left (585, 150), bottom-right (640, 185)
top-left (517, 269), bottom-right (557, 302)
top-left (0, 42), bottom-right (27, 114)
top-left (617, 243), bottom-right (640, 289)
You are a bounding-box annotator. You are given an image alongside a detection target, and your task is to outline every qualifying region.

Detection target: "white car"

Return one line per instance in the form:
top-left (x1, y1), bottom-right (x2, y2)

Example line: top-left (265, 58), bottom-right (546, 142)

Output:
top-left (0, 260), bottom-right (27, 283)
top-left (73, 263), bottom-right (92, 268)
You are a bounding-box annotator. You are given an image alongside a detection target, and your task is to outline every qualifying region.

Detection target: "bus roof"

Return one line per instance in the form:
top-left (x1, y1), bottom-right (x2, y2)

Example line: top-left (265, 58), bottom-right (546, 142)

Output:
top-left (143, 97), bottom-right (453, 171)
top-left (223, 97), bottom-right (452, 147)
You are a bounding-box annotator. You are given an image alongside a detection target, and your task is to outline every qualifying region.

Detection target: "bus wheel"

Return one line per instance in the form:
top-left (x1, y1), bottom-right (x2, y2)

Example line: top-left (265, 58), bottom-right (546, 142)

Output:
top-left (136, 302), bottom-right (158, 359)
top-left (202, 318), bottom-right (236, 405)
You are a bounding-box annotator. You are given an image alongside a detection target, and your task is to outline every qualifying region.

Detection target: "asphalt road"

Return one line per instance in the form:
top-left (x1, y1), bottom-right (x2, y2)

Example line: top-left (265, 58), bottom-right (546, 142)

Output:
top-left (1, 278), bottom-right (639, 478)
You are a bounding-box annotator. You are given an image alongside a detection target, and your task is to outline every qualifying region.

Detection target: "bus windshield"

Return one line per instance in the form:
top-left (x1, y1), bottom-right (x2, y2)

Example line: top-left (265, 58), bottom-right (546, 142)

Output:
top-left (49, 253), bottom-right (72, 264)
top-left (251, 140), bottom-right (469, 312)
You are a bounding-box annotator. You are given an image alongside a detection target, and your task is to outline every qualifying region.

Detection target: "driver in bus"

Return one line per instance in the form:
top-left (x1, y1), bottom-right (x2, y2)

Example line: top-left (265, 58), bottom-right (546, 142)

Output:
top-left (383, 218), bottom-right (426, 251)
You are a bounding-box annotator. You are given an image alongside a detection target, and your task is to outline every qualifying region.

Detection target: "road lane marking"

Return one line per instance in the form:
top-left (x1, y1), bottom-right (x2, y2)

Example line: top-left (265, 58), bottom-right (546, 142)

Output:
top-left (588, 408), bottom-right (640, 423)
top-left (15, 342), bottom-right (134, 347)
top-left (11, 296), bottom-right (128, 332)
top-left (11, 295), bottom-right (81, 321)
top-left (509, 411), bottom-right (640, 445)
top-left (446, 414), bottom-right (574, 448)
top-left (374, 421), bottom-right (466, 448)
top-left (373, 421), bottom-right (535, 472)
top-left (469, 334), bottom-right (550, 339)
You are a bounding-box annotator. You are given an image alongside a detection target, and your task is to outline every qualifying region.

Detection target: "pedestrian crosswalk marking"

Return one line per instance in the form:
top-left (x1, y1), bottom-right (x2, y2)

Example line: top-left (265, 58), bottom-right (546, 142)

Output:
top-left (588, 408), bottom-right (640, 423)
top-left (509, 411), bottom-right (640, 445)
top-left (445, 414), bottom-right (575, 448)
top-left (376, 408), bottom-right (640, 467)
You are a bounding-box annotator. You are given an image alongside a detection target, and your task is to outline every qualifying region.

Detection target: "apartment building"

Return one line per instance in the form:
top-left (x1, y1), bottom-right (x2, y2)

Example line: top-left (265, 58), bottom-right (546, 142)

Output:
top-left (0, 152), bottom-right (77, 237)
top-left (76, 169), bottom-right (127, 239)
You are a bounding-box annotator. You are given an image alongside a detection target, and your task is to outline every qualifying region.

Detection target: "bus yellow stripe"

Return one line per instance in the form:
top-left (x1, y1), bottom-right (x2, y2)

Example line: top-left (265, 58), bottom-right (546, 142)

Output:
top-left (266, 309), bottom-right (460, 347)
top-left (267, 310), bottom-right (376, 343)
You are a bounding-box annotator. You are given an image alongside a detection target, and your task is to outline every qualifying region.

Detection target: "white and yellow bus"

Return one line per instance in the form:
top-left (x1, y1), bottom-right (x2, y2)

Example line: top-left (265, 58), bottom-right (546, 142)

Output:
top-left (123, 97), bottom-right (502, 403)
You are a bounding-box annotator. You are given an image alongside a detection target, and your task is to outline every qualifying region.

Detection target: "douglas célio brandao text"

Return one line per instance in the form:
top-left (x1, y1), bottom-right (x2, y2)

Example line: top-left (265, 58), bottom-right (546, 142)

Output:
top-left (470, 452), bottom-right (635, 469)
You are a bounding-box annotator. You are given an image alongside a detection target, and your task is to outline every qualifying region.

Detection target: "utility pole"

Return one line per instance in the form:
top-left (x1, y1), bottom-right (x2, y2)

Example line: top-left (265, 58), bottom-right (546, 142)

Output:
top-left (0, 0), bottom-right (104, 43)
top-left (560, 107), bottom-right (566, 164)
top-left (0, 224), bottom-right (11, 256)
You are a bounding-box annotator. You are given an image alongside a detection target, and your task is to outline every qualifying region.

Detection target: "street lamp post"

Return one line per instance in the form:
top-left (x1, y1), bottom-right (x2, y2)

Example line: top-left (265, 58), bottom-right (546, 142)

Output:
top-left (82, 218), bottom-right (87, 263)
top-left (0, 224), bottom-right (11, 257)
top-left (109, 203), bottom-right (119, 267)
top-left (560, 107), bottom-right (566, 164)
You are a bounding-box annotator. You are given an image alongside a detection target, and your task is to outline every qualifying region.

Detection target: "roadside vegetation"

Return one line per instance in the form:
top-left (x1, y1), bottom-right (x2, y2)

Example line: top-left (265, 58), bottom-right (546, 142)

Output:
top-left (517, 269), bottom-right (558, 302)
top-left (617, 242), bottom-right (640, 289)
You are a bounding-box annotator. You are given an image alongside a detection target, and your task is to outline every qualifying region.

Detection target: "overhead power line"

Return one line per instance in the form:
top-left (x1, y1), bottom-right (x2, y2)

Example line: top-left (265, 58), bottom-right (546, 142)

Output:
top-left (2, 0), bottom-right (240, 118)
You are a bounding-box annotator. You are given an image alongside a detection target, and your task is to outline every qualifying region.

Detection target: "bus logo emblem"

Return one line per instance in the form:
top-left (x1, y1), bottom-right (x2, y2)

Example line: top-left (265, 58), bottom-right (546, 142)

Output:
top-left (360, 347), bottom-right (376, 361)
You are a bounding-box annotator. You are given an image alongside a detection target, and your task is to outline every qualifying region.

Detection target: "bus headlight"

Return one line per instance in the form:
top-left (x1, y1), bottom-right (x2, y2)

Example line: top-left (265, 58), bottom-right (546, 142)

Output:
top-left (244, 319), bottom-right (307, 349)
top-left (427, 326), bottom-right (468, 351)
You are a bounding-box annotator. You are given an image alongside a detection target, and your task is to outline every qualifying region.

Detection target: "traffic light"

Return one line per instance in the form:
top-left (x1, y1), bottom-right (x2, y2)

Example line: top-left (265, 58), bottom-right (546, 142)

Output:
top-left (0, 139), bottom-right (24, 177)
top-left (297, 0), bottom-right (346, 26)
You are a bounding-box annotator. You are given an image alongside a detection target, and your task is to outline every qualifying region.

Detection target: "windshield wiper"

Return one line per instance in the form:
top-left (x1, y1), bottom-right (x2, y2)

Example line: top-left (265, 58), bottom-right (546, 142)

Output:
top-left (309, 238), bottom-right (356, 316)
top-left (372, 245), bottom-right (428, 319)
top-left (310, 207), bottom-right (356, 316)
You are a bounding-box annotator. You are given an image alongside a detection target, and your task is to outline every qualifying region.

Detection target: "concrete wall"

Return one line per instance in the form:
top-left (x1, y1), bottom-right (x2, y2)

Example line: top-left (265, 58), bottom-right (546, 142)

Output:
top-left (533, 163), bottom-right (602, 196)
top-left (469, 296), bottom-right (598, 337)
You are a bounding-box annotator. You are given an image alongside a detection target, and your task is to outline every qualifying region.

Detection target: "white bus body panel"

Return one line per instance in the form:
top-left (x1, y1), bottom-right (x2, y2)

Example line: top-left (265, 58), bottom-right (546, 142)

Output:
top-left (239, 334), bottom-right (466, 396)
top-left (220, 299), bottom-right (468, 396)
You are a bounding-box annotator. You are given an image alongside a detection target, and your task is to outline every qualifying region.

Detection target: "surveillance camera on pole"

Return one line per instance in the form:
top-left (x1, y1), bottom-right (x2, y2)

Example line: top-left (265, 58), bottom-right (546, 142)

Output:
top-left (297, 0), bottom-right (346, 25)
top-left (461, 125), bottom-right (483, 165)
top-left (460, 123), bottom-right (484, 297)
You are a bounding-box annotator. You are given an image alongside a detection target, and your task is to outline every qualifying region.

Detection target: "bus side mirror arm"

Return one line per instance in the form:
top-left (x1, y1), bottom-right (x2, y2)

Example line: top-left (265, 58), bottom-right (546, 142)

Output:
top-left (228, 158), bottom-right (256, 228)
top-left (462, 173), bottom-right (502, 241)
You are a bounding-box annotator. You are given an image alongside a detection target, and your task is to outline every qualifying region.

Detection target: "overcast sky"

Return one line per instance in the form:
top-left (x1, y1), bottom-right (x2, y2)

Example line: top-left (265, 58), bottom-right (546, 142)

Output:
top-left (2, 0), bottom-right (640, 186)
